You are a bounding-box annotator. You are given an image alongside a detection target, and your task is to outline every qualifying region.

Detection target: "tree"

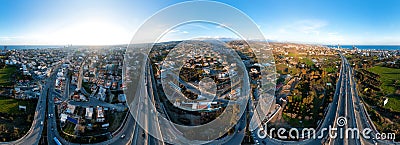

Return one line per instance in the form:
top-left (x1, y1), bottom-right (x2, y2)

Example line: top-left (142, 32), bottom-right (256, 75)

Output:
top-left (12, 89), bottom-right (16, 97)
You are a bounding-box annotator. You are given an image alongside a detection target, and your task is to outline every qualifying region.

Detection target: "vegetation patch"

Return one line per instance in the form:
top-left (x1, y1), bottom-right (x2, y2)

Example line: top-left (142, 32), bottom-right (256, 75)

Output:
top-left (0, 66), bottom-right (17, 86)
top-left (368, 66), bottom-right (400, 94)
top-left (368, 66), bottom-right (400, 112)
top-left (0, 96), bottom-right (37, 141)
top-left (0, 96), bottom-right (36, 114)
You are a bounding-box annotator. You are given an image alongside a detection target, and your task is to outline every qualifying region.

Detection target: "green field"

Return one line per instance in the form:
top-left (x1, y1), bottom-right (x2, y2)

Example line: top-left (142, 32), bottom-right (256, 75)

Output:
top-left (384, 96), bottom-right (400, 112)
top-left (0, 96), bottom-right (36, 114)
top-left (300, 57), bottom-right (314, 66)
top-left (276, 63), bottom-right (299, 75)
top-left (368, 66), bottom-right (400, 94)
top-left (0, 66), bottom-right (17, 86)
top-left (368, 66), bottom-right (400, 112)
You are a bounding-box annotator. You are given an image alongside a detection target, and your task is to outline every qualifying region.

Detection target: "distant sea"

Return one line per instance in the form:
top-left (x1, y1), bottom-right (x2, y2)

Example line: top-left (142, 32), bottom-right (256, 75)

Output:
top-left (326, 45), bottom-right (400, 50)
top-left (1, 44), bottom-right (399, 50)
top-left (0, 45), bottom-right (63, 50)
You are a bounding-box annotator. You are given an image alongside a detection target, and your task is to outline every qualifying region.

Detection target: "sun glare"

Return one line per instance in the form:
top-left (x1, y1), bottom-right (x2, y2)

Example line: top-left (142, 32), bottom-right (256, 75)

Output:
top-left (48, 19), bottom-right (131, 45)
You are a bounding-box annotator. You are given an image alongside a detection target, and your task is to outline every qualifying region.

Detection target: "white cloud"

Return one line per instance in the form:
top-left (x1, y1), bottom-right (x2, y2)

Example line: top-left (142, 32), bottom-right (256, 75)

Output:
top-left (328, 32), bottom-right (338, 35)
top-left (263, 19), bottom-right (353, 44)
top-left (287, 20), bottom-right (327, 35)
top-left (168, 29), bottom-right (189, 34)
top-left (188, 23), bottom-right (212, 30)
top-left (0, 36), bottom-right (20, 41)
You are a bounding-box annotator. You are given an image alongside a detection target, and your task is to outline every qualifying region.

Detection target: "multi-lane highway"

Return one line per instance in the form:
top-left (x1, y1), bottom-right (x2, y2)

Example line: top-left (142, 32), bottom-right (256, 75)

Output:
top-left (331, 54), bottom-right (361, 145)
top-left (253, 52), bottom-right (398, 145)
top-left (0, 66), bottom-right (60, 145)
top-left (125, 53), bottom-right (163, 145)
top-left (0, 59), bottom-right (134, 145)
top-left (343, 54), bottom-right (398, 145)
top-left (136, 53), bottom-right (248, 145)
top-left (254, 53), bottom-right (348, 145)
top-left (255, 53), bottom-right (400, 145)
top-left (45, 65), bottom-right (135, 145)
top-left (4, 50), bottom-right (400, 145)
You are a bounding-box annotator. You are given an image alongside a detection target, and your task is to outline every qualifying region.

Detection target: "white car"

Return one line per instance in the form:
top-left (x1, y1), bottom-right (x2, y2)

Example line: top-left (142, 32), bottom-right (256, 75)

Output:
top-left (40, 121), bottom-right (43, 125)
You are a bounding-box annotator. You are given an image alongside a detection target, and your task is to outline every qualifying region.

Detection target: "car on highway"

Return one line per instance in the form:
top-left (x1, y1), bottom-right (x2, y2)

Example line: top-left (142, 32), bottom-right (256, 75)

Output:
top-left (40, 121), bottom-right (43, 125)
top-left (120, 134), bottom-right (126, 139)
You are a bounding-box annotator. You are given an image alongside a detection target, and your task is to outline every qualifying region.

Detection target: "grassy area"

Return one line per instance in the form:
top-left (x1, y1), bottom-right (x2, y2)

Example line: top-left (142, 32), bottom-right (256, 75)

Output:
top-left (276, 63), bottom-right (299, 75)
top-left (0, 96), bottom-right (37, 141)
top-left (324, 67), bottom-right (337, 74)
top-left (108, 111), bottom-right (127, 132)
top-left (368, 66), bottom-right (400, 94)
top-left (63, 122), bottom-right (76, 134)
top-left (282, 113), bottom-right (313, 127)
top-left (368, 66), bottom-right (400, 112)
top-left (300, 57), bottom-right (314, 66)
top-left (0, 66), bottom-right (17, 86)
top-left (82, 82), bottom-right (92, 94)
top-left (288, 52), bottom-right (297, 57)
top-left (0, 96), bottom-right (36, 114)
top-left (384, 96), bottom-right (400, 112)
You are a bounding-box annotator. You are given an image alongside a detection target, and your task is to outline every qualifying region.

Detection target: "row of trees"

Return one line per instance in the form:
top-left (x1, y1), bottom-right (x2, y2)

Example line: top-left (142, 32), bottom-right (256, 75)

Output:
top-left (282, 56), bottom-right (338, 129)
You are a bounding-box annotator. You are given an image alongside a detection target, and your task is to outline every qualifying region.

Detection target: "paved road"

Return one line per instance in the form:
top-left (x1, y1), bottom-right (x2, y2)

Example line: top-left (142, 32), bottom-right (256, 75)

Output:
top-left (133, 55), bottom-right (246, 145)
top-left (253, 53), bottom-right (347, 145)
top-left (157, 58), bottom-right (250, 144)
top-left (124, 53), bottom-right (157, 145)
top-left (68, 97), bottom-right (127, 111)
top-left (253, 53), bottom-right (399, 145)
top-left (331, 54), bottom-right (361, 145)
top-left (2, 53), bottom-right (135, 145)
top-left (332, 54), bottom-right (398, 145)
top-left (47, 82), bottom-right (134, 144)
top-left (342, 54), bottom-right (398, 145)
top-left (0, 66), bottom-right (61, 145)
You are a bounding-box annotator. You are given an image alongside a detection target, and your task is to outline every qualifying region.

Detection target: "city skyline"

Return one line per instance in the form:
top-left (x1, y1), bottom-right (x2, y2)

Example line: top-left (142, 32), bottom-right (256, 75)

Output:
top-left (1, 0), bottom-right (400, 45)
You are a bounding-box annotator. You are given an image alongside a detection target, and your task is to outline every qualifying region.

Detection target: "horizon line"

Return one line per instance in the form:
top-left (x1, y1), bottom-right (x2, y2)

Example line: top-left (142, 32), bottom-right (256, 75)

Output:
top-left (1, 41), bottom-right (400, 46)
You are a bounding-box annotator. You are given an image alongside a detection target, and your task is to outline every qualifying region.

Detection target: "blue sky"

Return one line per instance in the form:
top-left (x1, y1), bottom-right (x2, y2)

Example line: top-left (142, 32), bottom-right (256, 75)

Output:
top-left (0, 0), bottom-right (399, 45)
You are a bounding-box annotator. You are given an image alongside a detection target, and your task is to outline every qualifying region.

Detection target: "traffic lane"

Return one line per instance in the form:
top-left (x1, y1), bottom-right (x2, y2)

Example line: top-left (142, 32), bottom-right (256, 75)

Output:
top-left (110, 114), bottom-right (135, 145)
top-left (345, 71), bottom-right (359, 145)
top-left (127, 76), bottom-right (147, 145)
top-left (13, 77), bottom-right (53, 145)
top-left (255, 58), bottom-right (347, 145)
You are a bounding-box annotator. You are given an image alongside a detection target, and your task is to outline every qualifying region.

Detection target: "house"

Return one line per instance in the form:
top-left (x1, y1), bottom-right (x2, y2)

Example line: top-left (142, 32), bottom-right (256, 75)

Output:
top-left (96, 106), bottom-right (105, 122)
top-left (85, 107), bottom-right (93, 120)
top-left (66, 104), bottom-right (76, 114)
top-left (14, 87), bottom-right (21, 94)
top-left (118, 94), bottom-right (126, 102)
top-left (60, 113), bottom-right (68, 123)
top-left (97, 87), bottom-right (107, 101)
